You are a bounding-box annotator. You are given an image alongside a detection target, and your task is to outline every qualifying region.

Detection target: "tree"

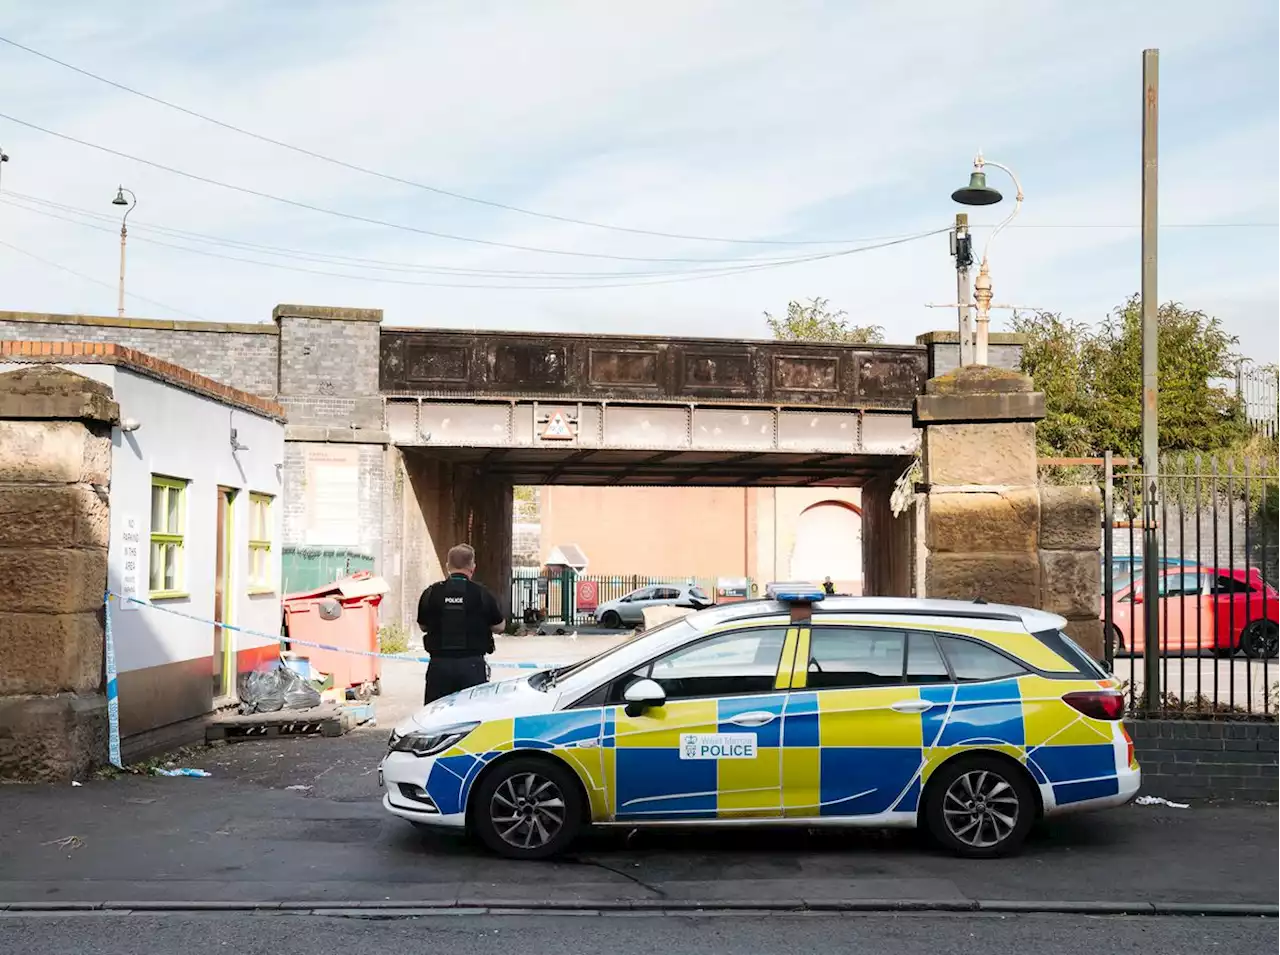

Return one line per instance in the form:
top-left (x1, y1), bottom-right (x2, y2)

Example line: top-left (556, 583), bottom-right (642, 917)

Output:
top-left (765, 297), bottom-right (885, 344)
top-left (1012, 295), bottom-right (1250, 458)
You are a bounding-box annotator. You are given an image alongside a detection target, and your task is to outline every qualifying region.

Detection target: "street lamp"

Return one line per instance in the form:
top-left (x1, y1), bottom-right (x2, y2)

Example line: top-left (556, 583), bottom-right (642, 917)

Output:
top-left (112, 186), bottom-right (136, 318)
top-left (951, 152), bottom-right (1023, 365)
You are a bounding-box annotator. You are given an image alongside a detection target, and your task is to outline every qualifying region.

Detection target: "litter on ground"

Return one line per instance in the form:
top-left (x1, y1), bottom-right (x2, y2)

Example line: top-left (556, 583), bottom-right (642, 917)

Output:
top-left (152, 767), bottom-right (212, 778)
top-left (1135, 795), bottom-right (1190, 809)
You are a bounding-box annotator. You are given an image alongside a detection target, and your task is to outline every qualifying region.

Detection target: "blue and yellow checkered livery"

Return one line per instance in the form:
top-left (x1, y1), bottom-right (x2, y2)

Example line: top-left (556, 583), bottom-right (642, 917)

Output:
top-left (416, 620), bottom-right (1134, 824)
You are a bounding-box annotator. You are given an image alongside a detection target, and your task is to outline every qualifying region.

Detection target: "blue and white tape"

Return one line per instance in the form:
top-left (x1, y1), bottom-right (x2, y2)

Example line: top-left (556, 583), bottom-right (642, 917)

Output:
top-left (104, 591), bottom-right (553, 670)
top-left (102, 591), bottom-right (123, 769)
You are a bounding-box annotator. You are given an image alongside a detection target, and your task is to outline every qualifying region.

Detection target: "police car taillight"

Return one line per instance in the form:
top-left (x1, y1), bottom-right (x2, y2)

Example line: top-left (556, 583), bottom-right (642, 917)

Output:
top-left (1062, 690), bottom-right (1125, 721)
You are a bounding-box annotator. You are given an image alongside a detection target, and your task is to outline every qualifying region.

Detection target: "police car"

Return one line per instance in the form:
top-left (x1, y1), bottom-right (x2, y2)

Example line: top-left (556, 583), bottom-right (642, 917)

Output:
top-left (379, 584), bottom-right (1139, 860)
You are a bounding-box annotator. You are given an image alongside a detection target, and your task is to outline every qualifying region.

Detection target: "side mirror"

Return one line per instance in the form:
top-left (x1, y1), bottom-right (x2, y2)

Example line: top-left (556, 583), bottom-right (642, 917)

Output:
top-left (623, 678), bottom-right (666, 716)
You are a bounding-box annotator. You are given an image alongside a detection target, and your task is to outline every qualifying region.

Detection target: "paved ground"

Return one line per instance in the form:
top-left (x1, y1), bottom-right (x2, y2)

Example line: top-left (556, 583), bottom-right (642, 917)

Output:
top-left (0, 644), bottom-right (1274, 915)
top-left (0, 912), bottom-right (1276, 955)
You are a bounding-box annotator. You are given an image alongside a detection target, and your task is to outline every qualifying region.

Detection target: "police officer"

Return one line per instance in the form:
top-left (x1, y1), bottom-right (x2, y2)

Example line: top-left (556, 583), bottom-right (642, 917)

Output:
top-left (822, 576), bottom-right (836, 596)
top-left (417, 544), bottom-right (505, 704)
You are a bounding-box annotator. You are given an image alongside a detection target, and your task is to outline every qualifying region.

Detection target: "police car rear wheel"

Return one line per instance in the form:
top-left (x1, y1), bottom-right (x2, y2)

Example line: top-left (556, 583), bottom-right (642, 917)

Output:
top-left (473, 758), bottom-right (583, 860)
top-left (924, 755), bottom-right (1035, 859)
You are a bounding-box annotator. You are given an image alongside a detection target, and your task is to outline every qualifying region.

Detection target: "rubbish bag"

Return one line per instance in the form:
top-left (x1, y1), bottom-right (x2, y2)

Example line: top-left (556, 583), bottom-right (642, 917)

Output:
top-left (281, 667), bottom-right (322, 711)
top-left (239, 666), bottom-right (321, 715)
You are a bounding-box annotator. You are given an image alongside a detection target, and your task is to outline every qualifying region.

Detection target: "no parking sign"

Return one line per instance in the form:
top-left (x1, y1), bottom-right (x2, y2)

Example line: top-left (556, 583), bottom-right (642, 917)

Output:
top-left (575, 579), bottom-right (598, 612)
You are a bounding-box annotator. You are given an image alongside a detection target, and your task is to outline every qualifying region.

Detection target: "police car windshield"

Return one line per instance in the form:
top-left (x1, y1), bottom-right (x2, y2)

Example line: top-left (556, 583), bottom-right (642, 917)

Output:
top-left (532, 617), bottom-right (699, 691)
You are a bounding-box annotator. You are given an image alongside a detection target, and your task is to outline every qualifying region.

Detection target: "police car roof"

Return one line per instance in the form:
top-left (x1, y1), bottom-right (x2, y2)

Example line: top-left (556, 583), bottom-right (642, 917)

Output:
top-left (691, 595), bottom-right (1066, 633)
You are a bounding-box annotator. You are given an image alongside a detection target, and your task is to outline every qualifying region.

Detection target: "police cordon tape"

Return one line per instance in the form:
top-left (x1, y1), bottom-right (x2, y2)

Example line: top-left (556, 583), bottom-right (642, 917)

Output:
top-left (101, 591), bottom-right (570, 769)
top-left (104, 591), bottom-right (555, 669)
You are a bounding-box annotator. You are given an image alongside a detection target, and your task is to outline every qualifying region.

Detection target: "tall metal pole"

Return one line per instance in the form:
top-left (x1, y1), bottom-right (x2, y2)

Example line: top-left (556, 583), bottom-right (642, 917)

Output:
top-left (117, 223), bottom-right (128, 318)
top-left (1141, 48), bottom-right (1161, 715)
top-left (954, 212), bottom-right (974, 366)
top-left (112, 187), bottom-right (136, 318)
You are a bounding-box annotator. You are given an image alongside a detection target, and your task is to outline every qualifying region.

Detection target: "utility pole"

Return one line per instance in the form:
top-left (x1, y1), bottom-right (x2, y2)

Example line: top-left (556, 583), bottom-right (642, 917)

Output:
top-left (1141, 48), bottom-right (1161, 715)
top-left (952, 213), bottom-right (974, 365)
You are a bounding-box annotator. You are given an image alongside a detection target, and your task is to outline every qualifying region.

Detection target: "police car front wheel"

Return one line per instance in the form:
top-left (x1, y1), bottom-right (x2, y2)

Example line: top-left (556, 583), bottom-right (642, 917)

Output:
top-left (471, 757), bottom-right (584, 860)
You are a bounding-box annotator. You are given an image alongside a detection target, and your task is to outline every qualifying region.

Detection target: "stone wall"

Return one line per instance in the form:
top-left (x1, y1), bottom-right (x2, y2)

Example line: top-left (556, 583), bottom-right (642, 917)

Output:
top-left (0, 366), bottom-right (117, 781)
top-left (273, 305), bottom-right (389, 578)
top-left (0, 312), bottom-right (278, 397)
top-left (1128, 720), bottom-right (1279, 802)
top-left (915, 366), bottom-right (1102, 656)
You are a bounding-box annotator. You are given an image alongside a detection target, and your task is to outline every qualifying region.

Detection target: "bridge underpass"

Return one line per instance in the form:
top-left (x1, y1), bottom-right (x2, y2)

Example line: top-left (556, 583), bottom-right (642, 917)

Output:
top-left (376, 326), bottom-right (1022, 625)
top-left (385, 395), bottom-right (919, 624)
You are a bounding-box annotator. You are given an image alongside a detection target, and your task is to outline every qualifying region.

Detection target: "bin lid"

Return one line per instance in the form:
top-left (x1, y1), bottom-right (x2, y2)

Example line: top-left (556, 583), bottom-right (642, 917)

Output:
top-left (283, 570), bottom-right (390, 603)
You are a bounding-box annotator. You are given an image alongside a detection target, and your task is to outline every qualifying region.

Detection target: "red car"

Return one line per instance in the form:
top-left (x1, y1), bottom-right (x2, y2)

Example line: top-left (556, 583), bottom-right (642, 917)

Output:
top-left (1104, 566), bottom-right (1279, 659)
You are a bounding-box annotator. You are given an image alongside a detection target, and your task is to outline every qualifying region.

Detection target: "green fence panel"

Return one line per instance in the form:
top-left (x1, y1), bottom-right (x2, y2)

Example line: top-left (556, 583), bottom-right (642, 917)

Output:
top-left (282, 547), bottom-right (375, 595)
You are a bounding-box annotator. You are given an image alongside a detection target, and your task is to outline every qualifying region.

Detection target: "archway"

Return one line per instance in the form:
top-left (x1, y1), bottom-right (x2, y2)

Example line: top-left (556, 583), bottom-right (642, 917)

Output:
top-left (789, 500), bottom-right (863, 594)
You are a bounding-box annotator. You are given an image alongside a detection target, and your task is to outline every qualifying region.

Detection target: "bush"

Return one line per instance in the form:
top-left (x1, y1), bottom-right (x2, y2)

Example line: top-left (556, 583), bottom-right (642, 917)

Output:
top-left (379, 623), bottom-right (410, 655)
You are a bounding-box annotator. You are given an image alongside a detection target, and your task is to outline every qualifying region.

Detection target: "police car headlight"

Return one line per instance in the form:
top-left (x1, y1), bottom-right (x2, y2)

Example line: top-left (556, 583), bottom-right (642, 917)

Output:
top-left (389, 722), bottom-right (480, 758)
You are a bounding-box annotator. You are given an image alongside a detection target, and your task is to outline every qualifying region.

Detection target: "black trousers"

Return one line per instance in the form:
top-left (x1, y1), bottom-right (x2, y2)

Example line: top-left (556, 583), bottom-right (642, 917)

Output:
top-left (424, 655), bottom-right (488, 704)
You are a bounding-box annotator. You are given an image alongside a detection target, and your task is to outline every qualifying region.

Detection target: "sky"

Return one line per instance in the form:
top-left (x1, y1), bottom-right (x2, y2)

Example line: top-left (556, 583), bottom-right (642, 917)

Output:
top-left (0, 0), bottom-right (1276, 362)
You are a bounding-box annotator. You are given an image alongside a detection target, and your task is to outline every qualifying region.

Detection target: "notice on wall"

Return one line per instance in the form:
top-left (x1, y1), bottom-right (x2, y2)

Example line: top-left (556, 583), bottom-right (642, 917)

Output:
top-left (305, 445), bottom-right (360, 546)
top-left (119, 515), bottom-right (142, 611)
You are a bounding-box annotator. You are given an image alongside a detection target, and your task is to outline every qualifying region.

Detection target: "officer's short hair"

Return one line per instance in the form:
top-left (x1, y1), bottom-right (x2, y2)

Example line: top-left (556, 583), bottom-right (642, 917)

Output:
top-left (446, 544), bottom-right (476, 571)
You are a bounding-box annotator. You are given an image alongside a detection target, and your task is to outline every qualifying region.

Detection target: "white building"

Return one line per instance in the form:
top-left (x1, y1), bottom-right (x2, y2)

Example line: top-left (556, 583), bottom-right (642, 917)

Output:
top-left (2, 344), bottom-right (286, 756)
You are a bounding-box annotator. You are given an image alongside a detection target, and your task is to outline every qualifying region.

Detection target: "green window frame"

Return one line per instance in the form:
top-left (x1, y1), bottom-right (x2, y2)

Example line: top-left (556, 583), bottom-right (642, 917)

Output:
top-left (149, 475), bottom-right (188, 599)
top-left (248, 492), bottom-right (274, 593)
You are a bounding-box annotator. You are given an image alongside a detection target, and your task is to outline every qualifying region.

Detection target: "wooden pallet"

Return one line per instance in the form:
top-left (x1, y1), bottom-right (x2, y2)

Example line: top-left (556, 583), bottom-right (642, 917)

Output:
top-left (206, 706), bottom-right (351, 742)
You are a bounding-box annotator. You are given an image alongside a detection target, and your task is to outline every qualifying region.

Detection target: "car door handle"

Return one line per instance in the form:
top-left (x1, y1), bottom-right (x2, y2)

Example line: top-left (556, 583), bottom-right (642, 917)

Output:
top-left (890, 700), bottom-right (934, 714)
top-left (727, 711), bottom-right (775, 727)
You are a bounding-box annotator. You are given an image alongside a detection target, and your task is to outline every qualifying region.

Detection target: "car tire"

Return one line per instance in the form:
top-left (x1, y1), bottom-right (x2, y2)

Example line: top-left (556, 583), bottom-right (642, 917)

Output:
top-left (1107, 624), bottom-right (1126, 657)
top-left (1241, 620), bottom-right (1279, 660)
top-left (470, 757), bottom-right (584, 861)
top-left (600, 610), bottom-right (621, 629)
top-left (923, 755), bottom-right (1036, 860)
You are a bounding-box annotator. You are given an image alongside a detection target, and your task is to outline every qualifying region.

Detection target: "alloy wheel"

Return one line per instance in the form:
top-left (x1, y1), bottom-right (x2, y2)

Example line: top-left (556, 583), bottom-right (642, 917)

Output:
top-left (1242, 621), bottom-right (1279, 660)
top-left (489, 772), bottom-right (567, 850)
top-left (941, 769), bottom-right (1021, 849)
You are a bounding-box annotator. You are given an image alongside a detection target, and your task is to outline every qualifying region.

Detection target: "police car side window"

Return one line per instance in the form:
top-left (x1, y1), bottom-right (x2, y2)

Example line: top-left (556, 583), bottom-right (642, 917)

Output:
top-left (634, 627), bottom-right (788, 701)
top-left (936, 635), bottom-right (1027, 682)
top-left (806, 627), bottom-right (905, 689)
top-left (905, 630), bottom-right (951, 684)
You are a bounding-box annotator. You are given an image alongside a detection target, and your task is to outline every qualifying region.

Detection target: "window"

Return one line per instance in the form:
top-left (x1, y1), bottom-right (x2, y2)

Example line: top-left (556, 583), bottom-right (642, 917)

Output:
top-left (248, 493), bottom-right (274, 592)
top-left (905, 630), bottom-right (951, 684)
top-left (654, 587), bottom-right (680, 600)
top-left (689, 587), bottom-right (710, 602)
top-left (806, 627), bottom-right (905, 689)
top-left (1212, 575), bottom-right (1255, 595)
top-left (1159, 573), bottom-right (1204, 598)
top-left (628, 627), bottom-right (787, 701)
top-left (625, 587), bottom-right (655, 602)
top-left (1032, 628), bottom-right (1108, 678)
top-left (937, 636), bottom-right (1027, 682)
top-left (149, 476), bottom-right (187, 598)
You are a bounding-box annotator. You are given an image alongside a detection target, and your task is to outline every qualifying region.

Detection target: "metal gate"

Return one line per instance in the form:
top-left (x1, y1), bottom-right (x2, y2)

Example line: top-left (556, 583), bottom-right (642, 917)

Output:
top-left (1101, 451), bottom-right (1278, 719)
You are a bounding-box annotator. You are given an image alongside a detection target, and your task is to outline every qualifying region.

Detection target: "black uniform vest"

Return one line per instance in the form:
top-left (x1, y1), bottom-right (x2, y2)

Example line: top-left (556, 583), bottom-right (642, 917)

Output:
top-left (439, 575), bottom-right (470, 652)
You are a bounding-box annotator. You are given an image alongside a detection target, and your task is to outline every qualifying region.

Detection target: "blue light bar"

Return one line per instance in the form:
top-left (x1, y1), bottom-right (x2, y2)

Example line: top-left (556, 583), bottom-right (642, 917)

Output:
top-left (765, 582), bottom-right (826, 604)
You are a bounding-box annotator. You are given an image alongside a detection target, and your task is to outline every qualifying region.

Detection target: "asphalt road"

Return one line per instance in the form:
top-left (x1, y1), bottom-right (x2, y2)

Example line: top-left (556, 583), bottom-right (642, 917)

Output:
top-left (1, 653), bottom-right (1273, 910)
top-left (0, 913), bottom-right (1275, 955)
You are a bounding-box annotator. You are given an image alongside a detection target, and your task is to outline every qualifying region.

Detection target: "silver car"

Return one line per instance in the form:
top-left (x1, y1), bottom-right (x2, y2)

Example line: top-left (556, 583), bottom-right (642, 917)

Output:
top-left (594, 584), bottom-right (711, 628)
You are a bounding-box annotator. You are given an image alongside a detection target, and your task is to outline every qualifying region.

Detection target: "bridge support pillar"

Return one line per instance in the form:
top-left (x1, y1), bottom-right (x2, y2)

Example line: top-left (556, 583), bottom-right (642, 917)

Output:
top-left (914, 367), bottom-right (1102, 657)
top-left (394, 451), bottom-right (512, 633)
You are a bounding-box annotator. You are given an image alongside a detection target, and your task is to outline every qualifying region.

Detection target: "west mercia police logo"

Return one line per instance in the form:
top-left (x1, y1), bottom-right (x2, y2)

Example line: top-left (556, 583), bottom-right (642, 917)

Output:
top-left (679, 733), bottom-right (757, 760)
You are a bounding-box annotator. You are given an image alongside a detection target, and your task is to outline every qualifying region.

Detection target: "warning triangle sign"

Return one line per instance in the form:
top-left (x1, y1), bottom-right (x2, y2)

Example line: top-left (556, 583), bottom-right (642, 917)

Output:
top-left (542, 412), bottom-right (573, 440)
